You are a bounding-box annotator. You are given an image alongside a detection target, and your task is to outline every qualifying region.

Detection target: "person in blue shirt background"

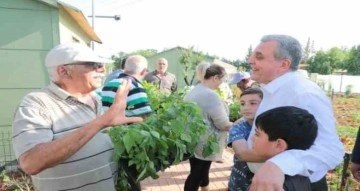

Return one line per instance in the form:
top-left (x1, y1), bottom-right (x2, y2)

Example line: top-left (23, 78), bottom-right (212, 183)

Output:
top-left (104, 56), bottom-right (127, 84)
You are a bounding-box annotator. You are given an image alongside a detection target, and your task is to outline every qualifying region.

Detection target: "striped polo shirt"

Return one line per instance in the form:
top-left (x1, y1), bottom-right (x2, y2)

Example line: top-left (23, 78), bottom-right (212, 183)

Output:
top-left (12, 82), bottom-right (117, 191)
top-left (101, 73), bottom-right (152, 117)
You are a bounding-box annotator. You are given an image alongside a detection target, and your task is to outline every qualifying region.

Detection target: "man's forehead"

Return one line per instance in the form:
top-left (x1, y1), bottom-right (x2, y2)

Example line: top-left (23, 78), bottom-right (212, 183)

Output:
top-left (254, 41), bottom-right (277, 56)
top-left (256, 41), bottom-right (277, 51)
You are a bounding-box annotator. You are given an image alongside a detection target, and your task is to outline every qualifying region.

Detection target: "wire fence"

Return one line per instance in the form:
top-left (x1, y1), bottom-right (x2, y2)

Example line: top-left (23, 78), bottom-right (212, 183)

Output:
top-left (0, 130), bottom-right (17, 172)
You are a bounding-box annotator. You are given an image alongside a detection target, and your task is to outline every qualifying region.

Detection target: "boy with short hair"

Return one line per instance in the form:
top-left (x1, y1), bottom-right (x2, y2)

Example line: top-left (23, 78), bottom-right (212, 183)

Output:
top-left (228, 88), bottom-right (263, 191)
top-left (229, 104), bottom-right (318, 191)
top-left (252, 106), bottom-right (317, 190)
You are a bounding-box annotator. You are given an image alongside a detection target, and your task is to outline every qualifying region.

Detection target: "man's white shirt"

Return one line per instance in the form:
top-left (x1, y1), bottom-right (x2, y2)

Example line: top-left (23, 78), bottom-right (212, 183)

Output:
top-left (247, 71), bottom-right (344, 182)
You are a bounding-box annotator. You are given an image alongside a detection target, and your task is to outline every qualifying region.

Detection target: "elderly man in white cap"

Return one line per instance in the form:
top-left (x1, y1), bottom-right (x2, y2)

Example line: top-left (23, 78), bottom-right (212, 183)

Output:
top-left (230, 72), bottom-right (259, 92)
top-left (12, 43), bottom-right (142, 191)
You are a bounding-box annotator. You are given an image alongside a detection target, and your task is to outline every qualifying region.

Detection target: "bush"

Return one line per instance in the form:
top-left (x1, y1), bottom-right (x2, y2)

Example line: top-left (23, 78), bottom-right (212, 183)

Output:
top-left (229, 101), bottom-right (242, 122)
top-left (345, 85), bottom-right (353, 97)
top-left (107, 83), bottom-right (219, 190)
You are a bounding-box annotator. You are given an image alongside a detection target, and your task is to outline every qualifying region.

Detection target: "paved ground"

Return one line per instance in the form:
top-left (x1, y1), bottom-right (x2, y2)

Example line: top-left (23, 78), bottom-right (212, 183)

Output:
top-left (141, 149), bottom-right (233, 191)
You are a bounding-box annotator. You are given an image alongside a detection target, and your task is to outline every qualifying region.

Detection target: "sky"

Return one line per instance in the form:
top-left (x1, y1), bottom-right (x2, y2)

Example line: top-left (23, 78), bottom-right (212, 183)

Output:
top-left (61, 0), bottom-right (360, 61)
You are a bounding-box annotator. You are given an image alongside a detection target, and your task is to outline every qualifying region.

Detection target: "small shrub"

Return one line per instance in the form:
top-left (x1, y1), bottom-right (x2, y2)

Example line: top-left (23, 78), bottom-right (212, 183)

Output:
top-left (345, 85), bottom-right (354, 97)
top-left (228, 101), bottom-right (242, 122)
top-left (327, 83), bottom-right (333, 95)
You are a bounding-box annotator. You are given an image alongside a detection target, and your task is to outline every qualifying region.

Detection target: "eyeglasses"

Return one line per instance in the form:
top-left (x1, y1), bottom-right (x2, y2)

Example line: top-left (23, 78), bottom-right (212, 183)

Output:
top-left (65, 62), bottom-right (104, 70)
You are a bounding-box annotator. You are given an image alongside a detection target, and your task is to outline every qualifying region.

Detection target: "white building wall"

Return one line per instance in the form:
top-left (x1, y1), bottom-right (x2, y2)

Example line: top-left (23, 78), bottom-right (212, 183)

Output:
top-left (310, 73), bottom-right (360, 93)
top-left (58, 8), bottom-right (91, 45)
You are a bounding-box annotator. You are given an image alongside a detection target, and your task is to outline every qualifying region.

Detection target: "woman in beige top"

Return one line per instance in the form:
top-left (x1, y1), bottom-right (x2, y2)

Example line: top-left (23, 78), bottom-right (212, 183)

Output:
top-left (183, 62), bottom-right (233, 191)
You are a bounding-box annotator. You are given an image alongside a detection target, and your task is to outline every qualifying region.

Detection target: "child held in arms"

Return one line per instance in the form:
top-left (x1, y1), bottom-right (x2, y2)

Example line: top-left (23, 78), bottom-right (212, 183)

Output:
top-left (229, 99), bottom-right (318, 190)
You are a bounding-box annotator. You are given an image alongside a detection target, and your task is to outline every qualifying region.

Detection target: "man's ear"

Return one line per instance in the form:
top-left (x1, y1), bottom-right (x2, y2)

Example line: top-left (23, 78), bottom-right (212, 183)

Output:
top-left (281, 59), bottom-right (291, 71)
top-left (58, 66), bottom-right (72, 79)
top-left (275, 138), bottom-right (288, 152)
top-left (140, 68), bottom-right (147, 76)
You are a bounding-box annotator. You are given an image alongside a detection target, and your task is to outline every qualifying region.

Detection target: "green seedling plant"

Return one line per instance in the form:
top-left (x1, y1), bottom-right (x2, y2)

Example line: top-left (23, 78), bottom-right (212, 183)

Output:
top-left (107, 82), bottom-right (219, 190)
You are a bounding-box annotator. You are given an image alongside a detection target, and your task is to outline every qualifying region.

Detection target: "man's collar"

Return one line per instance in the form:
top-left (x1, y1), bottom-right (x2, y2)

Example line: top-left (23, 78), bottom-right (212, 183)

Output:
top-left (119, 73), bottom-right (142, 84)
top-left (262, 72), bottom-right (296, 94)
top-left (155, 70), bottom-right (168, 76)
top-left (48, 82), bottom-right (98, 101)
top-left (48, 82), bottom-right (71, 100)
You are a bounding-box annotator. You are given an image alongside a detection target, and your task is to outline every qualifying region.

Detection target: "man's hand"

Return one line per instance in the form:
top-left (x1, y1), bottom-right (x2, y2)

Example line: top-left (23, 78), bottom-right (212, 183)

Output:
top-left (249, 161), bottom-right (285, 191)
top-left (350, 162), bottom-right (360, 182)
top-left (102, 79), bottom-right (143, 126)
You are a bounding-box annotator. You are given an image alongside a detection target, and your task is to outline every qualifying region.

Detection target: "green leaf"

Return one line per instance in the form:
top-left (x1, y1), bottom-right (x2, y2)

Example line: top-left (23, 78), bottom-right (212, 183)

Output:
top-left (150, 130), bottom-right (160, 139)
top-left (137, 167), bottom-right (148, 181)
top-left (162, 125), bottom-right (170, 132)
top-left (211, 142), bottom-right (220, 153)
top-left (180, 133), bottom-right (191, 143)
top-left (2, 174), bottom-right (10, 182)
top-left (123, 133), bottom-right (135, 153)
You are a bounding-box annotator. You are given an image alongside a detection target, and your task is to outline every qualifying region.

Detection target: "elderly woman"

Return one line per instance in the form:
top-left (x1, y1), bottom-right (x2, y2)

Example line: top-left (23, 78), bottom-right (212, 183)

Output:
top-left (183, 62), bottom-right (233, 191)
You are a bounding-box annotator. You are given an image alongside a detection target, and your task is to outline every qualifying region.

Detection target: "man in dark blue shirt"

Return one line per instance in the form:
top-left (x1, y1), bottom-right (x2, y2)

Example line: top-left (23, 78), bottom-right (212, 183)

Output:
top-left (351, 128), bottom-right (360, 181)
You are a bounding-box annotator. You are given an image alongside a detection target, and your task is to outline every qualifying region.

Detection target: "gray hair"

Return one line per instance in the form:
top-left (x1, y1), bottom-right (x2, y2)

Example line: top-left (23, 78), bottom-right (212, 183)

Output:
top-left (124, 55), bottom-right (148, 74)
top-left (47, 66), bottom-right (59, 81)
top-left (261, 35), bottom-right (302, 71)
top-left (157, 57), bottom-right (168, 65)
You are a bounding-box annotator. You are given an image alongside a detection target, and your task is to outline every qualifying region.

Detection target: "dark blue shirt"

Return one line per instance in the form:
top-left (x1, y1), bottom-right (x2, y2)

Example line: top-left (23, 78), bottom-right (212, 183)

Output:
top-left (352, 128), bottom-right (360, 163)
top-left (228, 120), bottom-right (253, 191)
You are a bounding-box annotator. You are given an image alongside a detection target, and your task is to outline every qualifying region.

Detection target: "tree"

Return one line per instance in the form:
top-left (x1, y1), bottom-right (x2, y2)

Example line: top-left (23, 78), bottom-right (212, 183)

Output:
top-left (239, 45), bottom-right (252, 71)
top-left (307, 47), bottom-right (348, 74)
top-left (327, 47), bottom-right (348, 69)
top-left (178, 47), bottom-right (205, 86)
top-left (302, 37), bottom-right (315, 65)
top-left (231, 59), bottom-right (242, 69)
top-left (307, 50), bottom-right (332, 74)
top-left (129, 49), bottom-right (158, 58)
top-left (345, 45), bottom-right (360, 75)
top-left (111, 49), bottom-right (158, 69)
top-left (111, 51), bottom-right (128, 69)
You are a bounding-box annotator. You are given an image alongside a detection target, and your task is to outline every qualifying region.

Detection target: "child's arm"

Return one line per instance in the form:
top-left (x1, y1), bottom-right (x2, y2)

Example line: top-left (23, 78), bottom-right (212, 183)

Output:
top-left (233, 117), bottom-right (244, 125)
top-left (228, 121), bottom-right (268, 162)
top-left (232, 139), bottom-right (267, 162)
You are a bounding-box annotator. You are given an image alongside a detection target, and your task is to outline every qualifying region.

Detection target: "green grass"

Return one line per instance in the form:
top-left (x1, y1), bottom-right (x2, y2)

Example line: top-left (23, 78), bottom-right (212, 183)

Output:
top-left (337, 126), bottom-right (358, 138)
top-left (351, 113), bottom-right (360, 123)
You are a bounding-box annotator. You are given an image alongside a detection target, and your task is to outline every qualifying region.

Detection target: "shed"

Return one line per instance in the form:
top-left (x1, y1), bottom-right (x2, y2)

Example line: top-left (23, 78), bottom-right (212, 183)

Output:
top-left (0, 0), bottom-right (101, 136)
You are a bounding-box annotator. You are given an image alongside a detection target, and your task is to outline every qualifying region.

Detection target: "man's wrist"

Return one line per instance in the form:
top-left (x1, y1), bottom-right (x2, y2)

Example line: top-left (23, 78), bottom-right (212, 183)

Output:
top-left (90, 116), bottom-right (108, 131)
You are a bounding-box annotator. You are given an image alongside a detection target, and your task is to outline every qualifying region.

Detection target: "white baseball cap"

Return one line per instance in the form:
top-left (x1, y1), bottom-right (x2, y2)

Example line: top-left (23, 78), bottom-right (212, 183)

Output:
top-left (45, 43), bottom-right (112, 67)
top-left (230, 72), bottom-right (251, 84)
